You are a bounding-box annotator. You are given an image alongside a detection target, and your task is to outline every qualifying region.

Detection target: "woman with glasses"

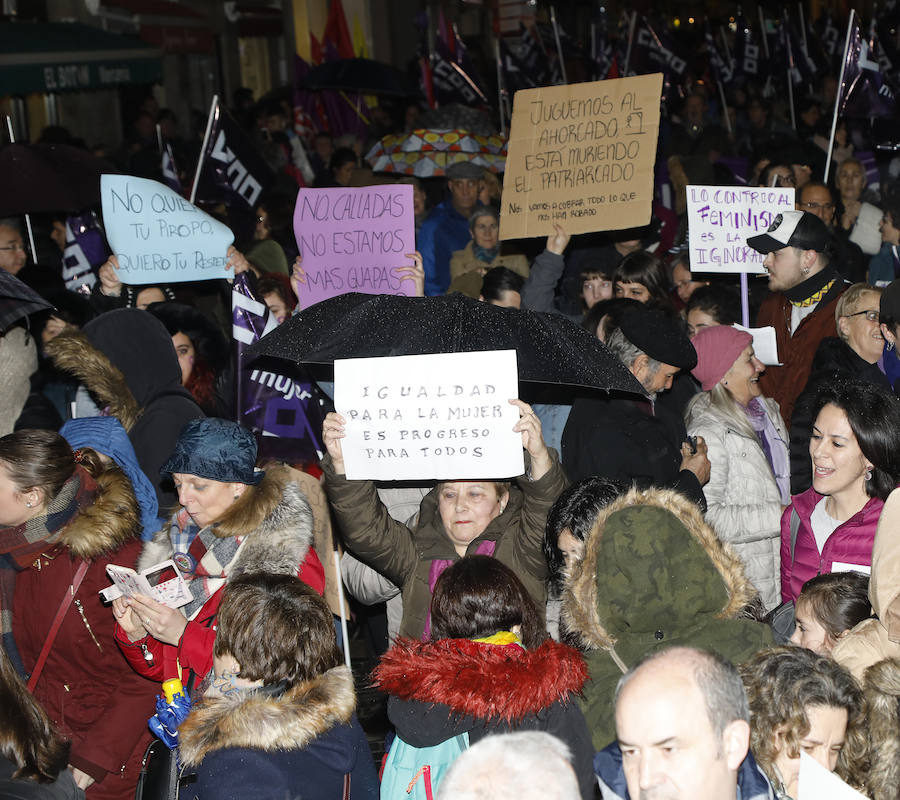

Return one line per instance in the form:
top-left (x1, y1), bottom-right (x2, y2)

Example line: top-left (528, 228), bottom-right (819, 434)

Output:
top-left (789, 284), bottom-right (891, 493)
top-left (448, 206), bottom-right (529, 296)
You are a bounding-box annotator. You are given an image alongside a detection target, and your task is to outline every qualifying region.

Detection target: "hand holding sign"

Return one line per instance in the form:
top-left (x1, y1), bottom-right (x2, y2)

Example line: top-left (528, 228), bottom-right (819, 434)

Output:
top-left (101, 175), bottom-right (234, 284)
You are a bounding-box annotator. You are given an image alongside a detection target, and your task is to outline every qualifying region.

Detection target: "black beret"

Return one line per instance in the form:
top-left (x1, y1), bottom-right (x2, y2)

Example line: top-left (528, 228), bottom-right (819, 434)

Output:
top-left (618, 306), bottom-right (697, 370)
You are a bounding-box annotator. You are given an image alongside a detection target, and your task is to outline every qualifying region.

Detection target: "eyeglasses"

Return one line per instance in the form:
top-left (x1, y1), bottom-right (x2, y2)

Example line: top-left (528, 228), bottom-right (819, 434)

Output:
top-left (799, 202), bottom-right (835, 211)
top-left (843, 310), bottom-right (880, 322)
top-left (0, 243), bottom-right (26, 252)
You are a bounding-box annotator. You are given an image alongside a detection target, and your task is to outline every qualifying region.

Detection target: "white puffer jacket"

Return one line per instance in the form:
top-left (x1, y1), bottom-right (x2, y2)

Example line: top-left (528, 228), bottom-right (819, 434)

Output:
top-left (686, 394), bottom-right (788, 611)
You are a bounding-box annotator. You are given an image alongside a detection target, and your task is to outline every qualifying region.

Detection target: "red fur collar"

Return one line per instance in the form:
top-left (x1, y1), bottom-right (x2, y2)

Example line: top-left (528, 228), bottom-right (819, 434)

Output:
top-left (372, 638), bottom-right (588, 722)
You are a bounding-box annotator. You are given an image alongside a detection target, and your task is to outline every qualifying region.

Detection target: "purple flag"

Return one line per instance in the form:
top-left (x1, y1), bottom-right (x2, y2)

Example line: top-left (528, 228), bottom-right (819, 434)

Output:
top-left (61, 211), bottom-right (108, 293)
top-left (232, 273), bottom-right (327, 466)
top-left (839, 19), bottom-right (897, 118)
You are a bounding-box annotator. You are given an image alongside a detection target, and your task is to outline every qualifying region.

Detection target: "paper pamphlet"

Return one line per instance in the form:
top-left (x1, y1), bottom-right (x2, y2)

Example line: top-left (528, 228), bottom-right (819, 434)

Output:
top-left (100, 559), bottom-right (192, 608)
top-left (797, 751), bottom-right (867, 800)
top-left (733, 323), bottom-right (780, 366)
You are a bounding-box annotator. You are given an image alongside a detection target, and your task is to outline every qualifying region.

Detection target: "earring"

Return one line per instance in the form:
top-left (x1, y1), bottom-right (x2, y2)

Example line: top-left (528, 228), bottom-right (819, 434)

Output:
top-left (25, 501), bottom-right (32, 508)
top-left (723, 380), bottom-right (728, 386)
top-left (866, 468), bottom-right (873, 481)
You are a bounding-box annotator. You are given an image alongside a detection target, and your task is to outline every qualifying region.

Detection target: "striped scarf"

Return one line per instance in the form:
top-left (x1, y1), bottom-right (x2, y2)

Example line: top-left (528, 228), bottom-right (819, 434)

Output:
top-left (0, 467), bottom-right (97, 676)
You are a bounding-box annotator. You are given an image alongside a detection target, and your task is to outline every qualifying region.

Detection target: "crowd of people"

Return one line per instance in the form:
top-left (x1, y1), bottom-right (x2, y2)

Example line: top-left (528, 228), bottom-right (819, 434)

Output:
top-left (3, 42), bottom-right (900, 800)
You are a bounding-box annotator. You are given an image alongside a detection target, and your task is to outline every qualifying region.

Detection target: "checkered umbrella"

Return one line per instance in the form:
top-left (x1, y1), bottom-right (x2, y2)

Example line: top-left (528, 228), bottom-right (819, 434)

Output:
top-left (365, 128), bottom-right (507, 177)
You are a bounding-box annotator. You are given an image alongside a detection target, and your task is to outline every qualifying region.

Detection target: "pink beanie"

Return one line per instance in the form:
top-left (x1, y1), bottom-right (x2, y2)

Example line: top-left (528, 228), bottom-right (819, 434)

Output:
top-left (690, 326), bottom-right (753, 391)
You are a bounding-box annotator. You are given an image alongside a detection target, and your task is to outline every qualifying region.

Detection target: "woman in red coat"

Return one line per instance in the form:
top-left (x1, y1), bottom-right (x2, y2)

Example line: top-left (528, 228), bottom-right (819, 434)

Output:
top-left (113, 418), bottom-right (324, 685)
top-left (0, 429), bottom-right (156, 800)
top-left (781, 379), bottom-right (900, 602)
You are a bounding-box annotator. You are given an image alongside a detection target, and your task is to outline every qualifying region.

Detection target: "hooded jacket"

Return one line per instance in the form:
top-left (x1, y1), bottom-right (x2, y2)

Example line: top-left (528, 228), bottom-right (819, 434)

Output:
top-left (11, 468), bottom-right (157, 800)
top-left (115, 465), bottom-right (323, 683)
top-left (45, 310), bottom-right (204, 509)
top-left (373, 637), bottom-right (595, 800)
top-left (780, 488), bottom-right (883, 604)
top-left (685, 393), bottom-right (788, 611)
top-left (562, 487), bottom-right (773, 750)
top-left (322, 452), bottom-right (567, 640)
top-left (832, 488), bottom-right (900, 681)
top-left (177, 666), bottom-right (378, 800)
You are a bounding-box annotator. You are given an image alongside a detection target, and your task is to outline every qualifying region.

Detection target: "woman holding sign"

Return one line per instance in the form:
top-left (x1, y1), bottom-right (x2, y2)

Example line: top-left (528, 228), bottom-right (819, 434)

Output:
top-left (321, 399), bottom-right (567, 640)
top-left (0, 428), bottom-right (157, 800)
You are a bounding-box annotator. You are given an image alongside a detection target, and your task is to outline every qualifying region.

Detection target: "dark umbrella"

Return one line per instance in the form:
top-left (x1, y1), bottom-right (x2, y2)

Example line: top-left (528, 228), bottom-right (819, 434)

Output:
top-left (0, 270), bottom-right (52, 332)
top-left (0, 143), bottom-right (119, 215)
top-left (247, 292), bottom-right (645, 394)
top-left (302, 58), bottom-right (418, 96)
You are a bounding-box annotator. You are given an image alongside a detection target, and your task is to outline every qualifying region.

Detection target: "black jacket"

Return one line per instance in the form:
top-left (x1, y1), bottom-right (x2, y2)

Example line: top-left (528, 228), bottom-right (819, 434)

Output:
top-left (562, 393), bottom-right (706, 509)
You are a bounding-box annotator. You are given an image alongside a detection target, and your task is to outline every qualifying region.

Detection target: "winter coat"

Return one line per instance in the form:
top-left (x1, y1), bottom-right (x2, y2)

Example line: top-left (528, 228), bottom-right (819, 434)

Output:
top-left (833, 489), bottom-right (900, 682)
top-left (177, 666), bottom-right (378, 800)
top-left (418, 200), bottom-right (471, 296)
top-left (12, 469), bottom-right (157, 800)
top-left (322, 452), bottom-right (567, 640)
top-left (685, 394), bottom-right (788, 611)
top-left (373, 637), bottom-right (595, 800)
top-left (115, 465), bottom-right (324, 683)
top-left (755, 279), bottom-right (846, 429)
top-left (780, 487), bottom-right (883, 603)
top-left (562, 487), bottom-right (773, 750)
top-left (448, 241), bottom-right (529, 282)
top-left (45, 310), bottom-right (203, 509)
top-left (562, 394), bottom-right (706, 509)
top-left (788, 337), bottom-right (890, 494)
top-left (859, 657), bottom-right (900, 800)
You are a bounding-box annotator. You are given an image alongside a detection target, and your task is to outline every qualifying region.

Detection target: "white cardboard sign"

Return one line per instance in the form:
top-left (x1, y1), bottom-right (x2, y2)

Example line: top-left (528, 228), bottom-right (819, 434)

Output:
top-left (334, 351), bottom-right (523, 481)
top-left (686, 185), bottom-right (795, 274)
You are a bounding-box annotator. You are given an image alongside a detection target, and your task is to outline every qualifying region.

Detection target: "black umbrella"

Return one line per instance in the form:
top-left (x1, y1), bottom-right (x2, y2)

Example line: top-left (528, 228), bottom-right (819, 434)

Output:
top-left (247, 292), bottom-right (645, 395)
top-left (0, 143), bottom-right (119, 216)
top-left (0, 270), bottom-right (52, 333)
top-left (303, 58), bottom-right (418, 96)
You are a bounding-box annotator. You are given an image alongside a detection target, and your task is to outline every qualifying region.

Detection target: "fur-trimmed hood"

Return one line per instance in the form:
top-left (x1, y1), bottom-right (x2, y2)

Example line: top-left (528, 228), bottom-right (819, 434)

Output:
top-left (372, 637), bottom-right (587, 722)
top-left (137, 464), bottom-right (314, 575)
top-left (562, 487), bottom-right (761, 652)
top-left (62, 466), bottom-right (140, 559)
top-left (178, 665), bottom-right (355, 767)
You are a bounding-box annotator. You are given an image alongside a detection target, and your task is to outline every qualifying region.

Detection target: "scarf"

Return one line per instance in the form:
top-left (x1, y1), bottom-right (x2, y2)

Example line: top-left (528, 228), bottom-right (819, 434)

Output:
top-left (166, 509), bottom-right (245, 621)
top-left (473, 244), bottom-right (499, 263)
top-left (744, 398), bottom-right (791, 505)
top-left (0, 467), bottom-right (97, 677)
top-left (783, 265), bottom-right (838, 307)
top-left (421, 539), bottom-right (496, 641)
top-left (471, 630), bottom-right (525, 649)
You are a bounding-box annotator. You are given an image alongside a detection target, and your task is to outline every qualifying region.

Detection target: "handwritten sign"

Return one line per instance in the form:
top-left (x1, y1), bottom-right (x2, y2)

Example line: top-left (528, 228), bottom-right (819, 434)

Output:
top-left (334, 350), bottom-right (523, 481)
top-left (293, 184), bottom-right (416, 306)
top-left (101, 175), bottom-right (234, 284)
top-left (500, 74), bottom-right (663, 240)
top-left (686, 185), bottom-right (796, 274)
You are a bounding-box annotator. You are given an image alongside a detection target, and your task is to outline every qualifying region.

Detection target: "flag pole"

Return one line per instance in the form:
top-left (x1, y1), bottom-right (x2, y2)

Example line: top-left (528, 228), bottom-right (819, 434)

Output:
top-left (785, 26), bottom-right (797, 130)
top-left (549, 5), bottom-right (567, 83)
top-left (824, 9), bottom-right (855, 183)
top-left (623, 11), bottom-right (637, 75)
top-left (590, 22), bottom-right (597, 80)
top-left (5, 116), bottom-right (38, 264)
top-left (190, 94), bottom-right (219, 205)
top-left (494, 38), bottom-right (506, 136)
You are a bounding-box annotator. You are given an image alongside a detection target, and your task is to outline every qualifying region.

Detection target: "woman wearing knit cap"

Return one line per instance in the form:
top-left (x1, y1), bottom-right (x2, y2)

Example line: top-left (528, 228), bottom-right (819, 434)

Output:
top-left (685, 325), bottom-right (790, 611)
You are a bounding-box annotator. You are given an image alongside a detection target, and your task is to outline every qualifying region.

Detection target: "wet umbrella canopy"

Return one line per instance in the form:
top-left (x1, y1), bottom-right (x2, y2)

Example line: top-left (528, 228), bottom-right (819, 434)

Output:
top-left (247, 291), bottom-right (645, 395)
top-left (0, 270), bottom-right (52, 332)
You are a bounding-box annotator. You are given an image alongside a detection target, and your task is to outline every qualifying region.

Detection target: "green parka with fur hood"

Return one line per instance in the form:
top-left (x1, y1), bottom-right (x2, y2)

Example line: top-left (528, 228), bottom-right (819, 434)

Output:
top-left (562, 487), bottom-right (774, 750)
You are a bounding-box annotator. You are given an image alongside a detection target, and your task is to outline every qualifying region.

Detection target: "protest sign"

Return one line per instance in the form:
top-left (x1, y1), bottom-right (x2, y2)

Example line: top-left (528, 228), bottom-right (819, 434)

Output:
top-left (500, 74), bottom-right (663, 240)
top-left (686, 185), bottom-right (796, 274)
top-left (101, 175), bottom-right (234, 284)
top-left (293, 184), bottom-right (416, 306)
top-left (334, 350), bottom-right (523, 481)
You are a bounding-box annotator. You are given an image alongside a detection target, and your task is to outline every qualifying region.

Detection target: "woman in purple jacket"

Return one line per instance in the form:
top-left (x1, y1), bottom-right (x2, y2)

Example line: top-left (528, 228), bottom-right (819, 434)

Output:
top-left (781, 378), bottom-right (900, 602)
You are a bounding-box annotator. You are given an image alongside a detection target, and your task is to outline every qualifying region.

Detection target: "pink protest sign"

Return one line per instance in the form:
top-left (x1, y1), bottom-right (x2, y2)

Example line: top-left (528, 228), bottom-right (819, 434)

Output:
top-left (292, 184), bottom-right (416, 305)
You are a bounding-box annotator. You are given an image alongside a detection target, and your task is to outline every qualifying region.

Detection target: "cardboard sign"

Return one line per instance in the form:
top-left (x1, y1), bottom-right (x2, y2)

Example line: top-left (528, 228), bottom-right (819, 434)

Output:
top-left (293, 184), bottom-right (416, 306)
top-left (500, 74), bottom-right (663, 240)
top-left (101, 175), bottom-right (234, 284)
top-left (334, 350), bottom-right (524, 481)
top-left (686, 185), bottom-right (796, 274)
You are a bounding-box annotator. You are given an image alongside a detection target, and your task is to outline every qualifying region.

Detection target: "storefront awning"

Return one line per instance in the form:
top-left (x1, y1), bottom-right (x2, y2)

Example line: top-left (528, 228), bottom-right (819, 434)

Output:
top-left (0, 22), bottom-right (163, 95)
top-left (99, 0), bottom-right (215, 55)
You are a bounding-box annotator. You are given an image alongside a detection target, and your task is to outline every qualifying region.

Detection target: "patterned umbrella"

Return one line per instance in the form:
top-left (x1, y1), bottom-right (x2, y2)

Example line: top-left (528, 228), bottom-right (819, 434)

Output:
top-left (365, 128), bottom-right (507, 177)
